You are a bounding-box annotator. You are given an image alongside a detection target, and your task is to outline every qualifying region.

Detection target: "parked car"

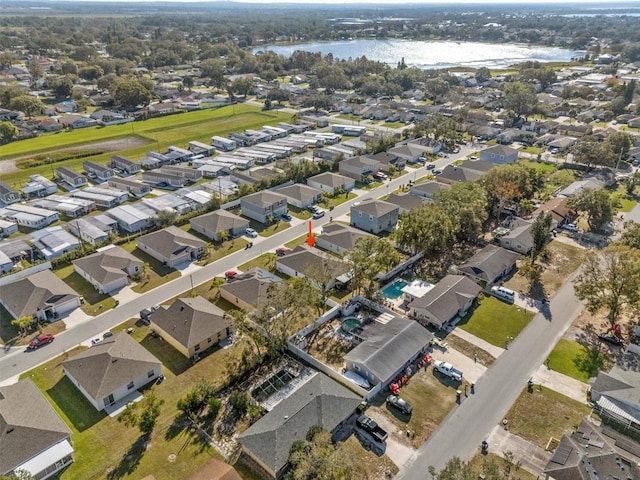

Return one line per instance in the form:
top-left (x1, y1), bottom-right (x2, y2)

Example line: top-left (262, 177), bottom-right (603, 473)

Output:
top-left (373, 171), bottom-right (387, 180)
top-left (225, 270), bottom-right (238, 280)
top-left (307, 205), bottom-right (320, 213)
top-left (275, 247), bottom-right (289, 257)
top-left (281, 213), bottom-right (292, 222)
top-left (426, 163), bottom-right (436, 170)
top-left (312, 210), bottom-right (326, 219)
top-left (150, 304), bottom-right (160, 311)
top-left (562, 223), bottom-right (579, 233)
top-left (245, 227), bottom-right (258, 238)
top-left (28, 334), bottom-right (55, 350)
top-left (91, 337), bottom-right (102, 345)
top-left (103, 331), bottom-right (114, 339)
top-left (386, 395), bottom-right (413, 415)
top-left (433, 169), bottom-right (443, 176)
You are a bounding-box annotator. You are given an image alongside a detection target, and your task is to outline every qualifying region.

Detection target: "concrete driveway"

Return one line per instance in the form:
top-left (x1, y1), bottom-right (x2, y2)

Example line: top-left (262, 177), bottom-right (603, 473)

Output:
top-left (367, 409), bottom-right (416, 469)
top-left (487, 425), bottom-right (552, 476)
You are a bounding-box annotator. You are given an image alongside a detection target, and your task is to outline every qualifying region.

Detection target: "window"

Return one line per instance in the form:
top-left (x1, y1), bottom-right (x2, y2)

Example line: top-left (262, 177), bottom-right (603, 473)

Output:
top-left (127, 381), bottom-right (134, 390)
top-left (147, 370), bottom-right (155, 378)
top-left (208, 337), bottom-right (212, 343)
top-left (194, 345), bottom-right (200, 352)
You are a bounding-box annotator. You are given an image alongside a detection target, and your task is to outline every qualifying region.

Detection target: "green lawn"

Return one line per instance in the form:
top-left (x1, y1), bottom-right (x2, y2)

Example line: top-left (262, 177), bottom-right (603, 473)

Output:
top-left (458, 296), bottom-right (534, 347)
top-left (505, 387), bottom-right (591, 449)
top-left (285, 234), bottom-right (310, 249)
top-left (54, 264), bottom-right (117, 316)
top-left (117, 242), bottom-right (182, 294)
top-left (547, 338), bottom-right (608, 383)
top-left (238, 253), bottom-right (279, 273)
top-left (609, 184), bottom-right (638, 213)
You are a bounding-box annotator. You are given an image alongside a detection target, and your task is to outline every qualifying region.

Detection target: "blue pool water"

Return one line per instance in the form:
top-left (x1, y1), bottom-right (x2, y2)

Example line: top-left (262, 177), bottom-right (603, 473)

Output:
top-left (381, 279), bottom-right (408, 300)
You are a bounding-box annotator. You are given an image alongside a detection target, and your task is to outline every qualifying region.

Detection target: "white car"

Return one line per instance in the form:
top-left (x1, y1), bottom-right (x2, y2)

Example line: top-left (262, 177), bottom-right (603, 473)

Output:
top-left (91, 337), bottom-right (102, 345)
top-left (245, 227), bottom-right (258, 238)
top-left (562, 223), bottom-right (579, 233)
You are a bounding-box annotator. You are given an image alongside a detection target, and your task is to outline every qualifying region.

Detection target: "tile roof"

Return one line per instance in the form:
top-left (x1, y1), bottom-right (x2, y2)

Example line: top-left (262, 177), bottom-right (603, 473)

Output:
top-left (150, 296), bottom-right (229, 350)
top-left (238, 373), bottom-right (361, 476)
top-left (62, 332), bottom-right (161, 400)
top-left (0, 378), bottom-right (71, 474)
top-left (0, 269), bottom-right (79, 318)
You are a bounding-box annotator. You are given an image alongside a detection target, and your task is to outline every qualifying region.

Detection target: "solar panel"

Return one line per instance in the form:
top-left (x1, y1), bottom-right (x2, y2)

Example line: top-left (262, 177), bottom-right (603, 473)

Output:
top-left (551, 444), bottom-right (573, 465)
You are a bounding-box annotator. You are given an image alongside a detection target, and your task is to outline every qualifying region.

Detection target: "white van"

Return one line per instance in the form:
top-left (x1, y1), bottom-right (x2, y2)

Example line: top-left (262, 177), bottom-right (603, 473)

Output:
top-left (491, 286), bottom-right (515, 303)
top-left (562, 223), bottom-right (579, 233)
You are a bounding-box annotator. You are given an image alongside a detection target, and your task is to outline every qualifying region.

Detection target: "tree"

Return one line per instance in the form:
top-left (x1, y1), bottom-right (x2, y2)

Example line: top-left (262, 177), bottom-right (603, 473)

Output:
top-left (27, 59), bottom-right (45, 83)
top-left (118, 390), bottom-right (164, 435)
top-left (503, 82), bottom-right (537, 120)
top-left (432, 451), bottom-right (522, 480)
top-left (348, 236), bottom-right (400, 298)
top-left (228, 391), bottom-right (250, 416)
top-left (0, 121), bottom-right (18, 145)
top-left (153, 209), bottom-right (178, 228)
top-left (530, 213), bottom-right (552, 264)
top-left (395, 204), bottom-right (455, 256)
top-left (620, 171), bottom-right (640, 196)
top-left (230, 77), bottom-right (254, 98)
top-left (572, 135), bottom-right (615, 170)
top-left (573, 245), bottom-right (640, 328)
top-left (285, 427), bottom-right (355, 480)
top-left (176, 379), bottom-right (217, 421)
top-left (112, 77), bottom-right (153, 109)
top-left (568, 188), bottom-right (617, 232)
top-left (182, 75), bottom-right (194, 91)
top-left (200, 58), bottom-right (226, 89)
top-left (425, 77), bottom-right (450, 103)
top-left (605, 131), bottom-right (634, 160)
top-left (48, 75), bottom-right (74, 98)
top-left (11, 316), bottom-right (34, 336)
top-left (617, 221), bottom-right (640, 250)
top-left (435, 181), bottom-right (488, 243)
top-left (482, 163), bottom-right (540, 224)
top-left (9, 95), bottom-right (45, 118)
top-left (475, 67), bottom-right (491, 83)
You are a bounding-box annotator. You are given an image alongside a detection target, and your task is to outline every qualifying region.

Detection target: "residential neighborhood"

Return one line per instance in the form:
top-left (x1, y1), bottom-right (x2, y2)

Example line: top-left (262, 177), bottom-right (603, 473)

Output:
top-left (1, 3), bottom-right (640, 480)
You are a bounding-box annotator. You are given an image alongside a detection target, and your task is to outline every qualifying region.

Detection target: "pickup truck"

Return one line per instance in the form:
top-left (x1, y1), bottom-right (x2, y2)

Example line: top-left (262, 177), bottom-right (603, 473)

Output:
top-left (356, 415), bottom-right (388, 443)
top-left (433, 360), bottom-right (463, 382)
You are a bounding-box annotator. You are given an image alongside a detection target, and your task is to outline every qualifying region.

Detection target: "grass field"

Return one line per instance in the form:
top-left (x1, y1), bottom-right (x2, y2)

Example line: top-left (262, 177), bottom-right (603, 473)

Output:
top-left (547, 338), bottom-right (608, 383)
top-left (1, 104), bottom-right (292, 187)
top-left (458, 296), bottom-right (534, 348)
top-left (505, 387), bottom-right (591, 449)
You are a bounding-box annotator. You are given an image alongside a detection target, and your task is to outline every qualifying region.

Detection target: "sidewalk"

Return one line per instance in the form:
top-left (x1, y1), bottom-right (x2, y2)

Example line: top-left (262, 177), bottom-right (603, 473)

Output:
top-left (450, 328), bottom-right (505, 359)
top-left (487, 425), bottom-right (552, 476)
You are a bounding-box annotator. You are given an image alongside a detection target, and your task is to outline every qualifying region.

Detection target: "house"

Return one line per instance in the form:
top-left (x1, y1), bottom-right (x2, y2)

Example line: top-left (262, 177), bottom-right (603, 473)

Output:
top-left (384, 193), bottom-right (430, 214)
top-left (67, 215), bottom-right (117, 245)
top-left (73, 245), bottom-right (143, 294)
top-left (275, 246), bottom-right (350, 291)
top-left (110, 155), bottom-right (141, 175)
top-left (499, 218), bottom-right (534, 255)
top-left (160, 165), bottom-right (202, 182)
top-left (58, 114), bottom-right (97, 129)
top-left (83, 161), bottom-right (115, 183)
top-left (106, 204), bottom-right (154, 232)
top-left (315, 223), bottom-right (374, 256)
top-left (436, 164), bottom-right (485, 185)
top-left (543, 419), bottom-right (640, 480)
top-left (338, 156), bottom-right (381, 182)
top-left (368, 151), bottom-right (406, 172)
top-left (0, 219), bottom-right (18, 239)
top-left (0, 378), bottom-right (74, 480)
top-left (388, 143), bottom-right (426, 164)
top-left (350, 198), bottom-right (399, 234)
top-left (0, 204), bottom-right (59, 229)
top-left (344, 314), bottom-right (434, 387)
top-left (240, 190), bottom-right (288, 224)
top-left (56, 167), bottom-right (87, 189)
top-left (71, 187), bottom-right (128, 209)
top-left (273, 183), bottom-right (323, 209)
top-left (0, 269), bottom-right (81, 322)
top-left (219, 267), bottom-right (283, 311)
top-left (479, 145), bottom-right (519, 164)
top-left (21, 174), bottom-right (58, 199)
top-left (557, 124), bottom-right (592, 137)
top-left (409, 180), bottom-right (451, 199)
top-left (137, 226), bottom-right (206, 268)
top-left (190, 210), bottom-right (249, 241)
top-left (108, 177), bottom-right (151, 198)
top-left (30, 226), bottom-right (81, 260)
top-left (589, 362), bottom-right (640, 429)
top-left (556, 180), bottom-right (603, 198)
top-left (0, 181), bottom-right (21, 205)
top-left (62, 332), bottom-right (162, 411)
top-left (408, 274), bottom-right (481, 328)
top-left (532, 197), bottom-right (575, 229)
top-left (238, 373), bottom-right (361, 480)
top-left (142, 170), bottom-right (188, 188)
top-left (547, 136), bottom-right (577, 151)
top-left (150, 296), bottom-right (232, 359)
top-left (32, 194), bottom-right (94, 218)
top-left (456, 244), bottom-right (519, 286)
top-left (306, 172), bottom-right (355, 194)
top-left (148, 102), bottom-right (177, 116)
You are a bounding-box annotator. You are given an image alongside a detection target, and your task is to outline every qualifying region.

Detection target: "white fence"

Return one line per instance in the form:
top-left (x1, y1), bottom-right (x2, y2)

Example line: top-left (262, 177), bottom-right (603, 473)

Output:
top-left (377, 252), bottom-right (423, 282)
top-left (0, 262), bottom-right (52, 287)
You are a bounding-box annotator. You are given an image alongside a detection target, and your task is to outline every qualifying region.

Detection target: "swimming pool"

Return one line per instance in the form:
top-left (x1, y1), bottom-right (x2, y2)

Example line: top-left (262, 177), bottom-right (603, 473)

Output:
top-left (381, 279), bottom-right (408, 300)
top-left (341, 316), bottom-right (361, 332)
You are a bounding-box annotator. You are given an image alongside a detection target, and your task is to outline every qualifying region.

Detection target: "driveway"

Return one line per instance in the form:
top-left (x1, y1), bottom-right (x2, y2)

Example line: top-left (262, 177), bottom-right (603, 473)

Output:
top-left (367, 409), bottom-right (416, 469)
top-left (486, 425), bottom-right (552, 476)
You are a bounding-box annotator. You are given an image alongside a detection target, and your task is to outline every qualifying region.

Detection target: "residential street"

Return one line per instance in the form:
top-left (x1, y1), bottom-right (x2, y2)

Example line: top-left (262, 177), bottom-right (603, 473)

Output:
top-left (395, 268), bottom-right (585, 476)
top-left (1, 163), bottom-right (465, 384)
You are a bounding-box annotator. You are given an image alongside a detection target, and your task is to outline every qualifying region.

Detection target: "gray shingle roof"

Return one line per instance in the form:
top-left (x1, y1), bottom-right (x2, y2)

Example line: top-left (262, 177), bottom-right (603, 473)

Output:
top-left (274, 184), bottom-right (322, 203)
top-left (457, 245), bottom-right (519, 283)
top-left (241, 190), bottom-right (288, 208)
top-left (73, 246), bottom-right (142, 285)
top-left (344, 316), bottom-right (433, 383)
top-left (276, 246), bottom-right (350, 279)
top-left (351, 198), bottom-right (398, 217)
top-left (384, 193), bottom-right (429, 212)
top-left (62, 332), bottom-right (161, 400)
top-left (137, 225), bottom-right (205, 258)
top-left (307, 172), bottom-right (353, 189)
top-left (0, 378), bottom-right (71, 474)
top-left (190, 210), bottom-right (249, 233)
top-left (316, 223), bottom-right (373, 252)
top-left (408, 274), bottom-right (481, 327)
top-left (0, 269), bottom-right (79, 318)
top-left (219, 268), bottom-right (282, 309)
top-left (150, 296), bottom-right (229, 350)
top-left (238, 373), bottom-right (361, 476)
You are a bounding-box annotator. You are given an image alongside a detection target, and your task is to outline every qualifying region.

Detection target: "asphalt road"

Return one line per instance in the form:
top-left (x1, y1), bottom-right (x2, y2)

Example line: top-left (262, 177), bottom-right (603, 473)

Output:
top-left (2, 160), bottom-right (473, 383)
top-left (395, 269), bottom-right (585, 477)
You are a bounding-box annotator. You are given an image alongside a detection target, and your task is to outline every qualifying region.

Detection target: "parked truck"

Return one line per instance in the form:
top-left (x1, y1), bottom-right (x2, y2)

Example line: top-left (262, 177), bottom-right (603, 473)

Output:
top-left (356, 415), bottom-right (388, 443)
top-left (433, 360), bottom-right (463, 382)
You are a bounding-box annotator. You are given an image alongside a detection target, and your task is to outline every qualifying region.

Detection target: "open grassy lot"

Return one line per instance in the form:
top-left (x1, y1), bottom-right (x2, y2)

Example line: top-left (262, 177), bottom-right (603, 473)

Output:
top-left (467, 453), bottom-right (537, 480)
top-left (504, 240), bottom-right (587, 300)
top-left (445, 334), bottom-right (495, 368)
top-left (371, 366), bottom-right (459, 448)
top-left (458, 296), bottom-right (534, 348)
top-left (547, 338), bottom-right (608, 383)
top-left (505, 387), bottom-right (591, 449)
top-left (609, 183), bottom-right (638, 213)
top-left (20, 326), bottom-right (250, 479)
top-left (54, 264), bottom-right (117, 315)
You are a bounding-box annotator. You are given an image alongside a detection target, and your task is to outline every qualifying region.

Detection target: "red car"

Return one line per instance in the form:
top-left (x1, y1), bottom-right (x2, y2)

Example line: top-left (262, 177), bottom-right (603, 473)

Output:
top-left (224, 270), bottom-right (238, 280)
top-left (28, 333), bottom-right (55, 350)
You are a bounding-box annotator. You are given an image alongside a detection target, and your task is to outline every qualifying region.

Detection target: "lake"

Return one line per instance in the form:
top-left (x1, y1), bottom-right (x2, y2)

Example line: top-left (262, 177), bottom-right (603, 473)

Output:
top-left (253, 39), bottom-right (580, 70)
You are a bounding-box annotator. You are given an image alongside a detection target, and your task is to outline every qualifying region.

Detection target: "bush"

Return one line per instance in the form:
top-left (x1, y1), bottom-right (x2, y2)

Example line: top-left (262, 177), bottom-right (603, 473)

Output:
top-left (16, 149), bottom-right (104, 169)
top-left (207, 397), bottom-right (222, 419)
top-left (228, 391), bottom-right (251, 416)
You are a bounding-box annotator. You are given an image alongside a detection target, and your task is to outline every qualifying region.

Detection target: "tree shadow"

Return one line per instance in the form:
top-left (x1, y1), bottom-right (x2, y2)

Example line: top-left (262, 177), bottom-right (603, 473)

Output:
top-left (164, 415), bottom-right (190, 441)
top-left (573, 344), bottom-right (608, 379)
top-left (47, 377), bottom-right (106, 432)
top-left (106, 435), bottom-right (148, 480)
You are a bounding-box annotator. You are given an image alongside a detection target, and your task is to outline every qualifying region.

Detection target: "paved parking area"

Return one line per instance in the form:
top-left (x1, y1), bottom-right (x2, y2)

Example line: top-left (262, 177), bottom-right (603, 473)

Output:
top-left (487, 424), bottom-right (552, 476)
